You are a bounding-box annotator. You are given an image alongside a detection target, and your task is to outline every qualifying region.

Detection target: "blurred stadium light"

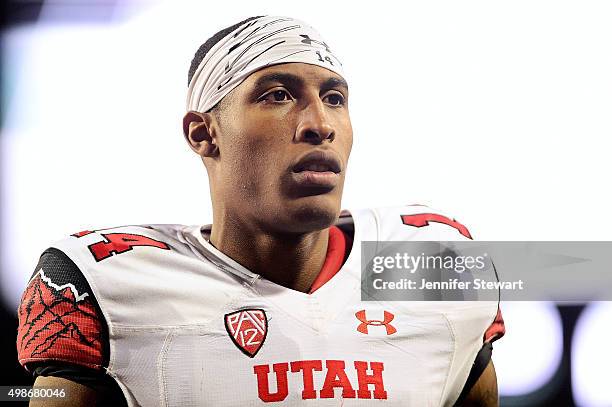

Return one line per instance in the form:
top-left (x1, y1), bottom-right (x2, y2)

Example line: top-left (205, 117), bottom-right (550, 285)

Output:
top-left (572, 302), bottom-right (612, 407)
top-left (495, 302), bottom-right (563, 396)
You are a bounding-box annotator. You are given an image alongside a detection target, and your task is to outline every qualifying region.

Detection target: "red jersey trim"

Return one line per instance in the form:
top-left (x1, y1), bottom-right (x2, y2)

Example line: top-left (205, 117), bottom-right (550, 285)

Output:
top-left (484, 308), bottom-right (505, 343)
top-left (309, 226), bottom-right (347, 294)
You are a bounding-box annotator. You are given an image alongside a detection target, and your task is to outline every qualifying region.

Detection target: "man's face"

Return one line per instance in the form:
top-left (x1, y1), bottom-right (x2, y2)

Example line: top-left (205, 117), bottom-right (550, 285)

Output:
top-left (207, 62), bottom-right (352, 234)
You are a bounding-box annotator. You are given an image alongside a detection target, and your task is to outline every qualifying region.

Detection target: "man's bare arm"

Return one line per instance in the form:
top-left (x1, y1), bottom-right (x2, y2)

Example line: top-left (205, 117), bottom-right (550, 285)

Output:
top-left (460, 360), bottom-right (499, 407)
top-left (29, 376), bottom-right (97, 407)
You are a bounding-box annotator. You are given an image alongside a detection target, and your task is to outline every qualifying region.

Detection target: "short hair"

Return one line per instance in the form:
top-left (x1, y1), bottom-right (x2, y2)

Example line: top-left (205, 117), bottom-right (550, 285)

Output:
top-left (187, 16), bottom-right (262, 87)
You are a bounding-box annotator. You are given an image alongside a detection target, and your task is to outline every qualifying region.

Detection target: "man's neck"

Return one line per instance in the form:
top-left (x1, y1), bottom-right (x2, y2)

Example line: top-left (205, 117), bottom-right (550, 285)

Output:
top-left (208, 216), bottom-right (330, 293)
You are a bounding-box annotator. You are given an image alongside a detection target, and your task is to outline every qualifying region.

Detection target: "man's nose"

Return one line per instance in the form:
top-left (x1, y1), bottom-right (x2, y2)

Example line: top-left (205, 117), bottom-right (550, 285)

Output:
top-left (295, 100), bottom-right (335, 144)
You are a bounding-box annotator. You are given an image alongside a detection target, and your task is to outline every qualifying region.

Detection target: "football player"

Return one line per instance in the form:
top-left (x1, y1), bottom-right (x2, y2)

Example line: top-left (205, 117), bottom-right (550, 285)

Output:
top-left (17, 16), bottom-right (504, 406)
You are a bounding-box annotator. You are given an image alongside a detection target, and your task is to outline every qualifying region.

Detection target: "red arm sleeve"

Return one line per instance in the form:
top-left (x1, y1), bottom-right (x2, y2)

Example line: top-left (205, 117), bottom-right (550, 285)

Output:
top-left (17, 248), bottom-right (106, 371)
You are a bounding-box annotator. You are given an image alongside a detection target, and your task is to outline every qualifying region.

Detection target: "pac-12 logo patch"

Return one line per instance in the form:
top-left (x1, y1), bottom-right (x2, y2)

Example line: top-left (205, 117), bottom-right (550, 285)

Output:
top-left (224, 309), bottom-right (268, 358)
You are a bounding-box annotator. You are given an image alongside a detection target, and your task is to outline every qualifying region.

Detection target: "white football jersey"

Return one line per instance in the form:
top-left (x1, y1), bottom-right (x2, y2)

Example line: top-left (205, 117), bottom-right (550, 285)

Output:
top-left (48, 205), bottom-right (498, 406)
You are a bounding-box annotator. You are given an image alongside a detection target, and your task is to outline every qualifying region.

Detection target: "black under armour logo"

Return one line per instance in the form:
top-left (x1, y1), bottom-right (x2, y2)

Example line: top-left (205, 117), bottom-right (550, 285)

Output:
top-left (300, 34), bottom-right (331, 52)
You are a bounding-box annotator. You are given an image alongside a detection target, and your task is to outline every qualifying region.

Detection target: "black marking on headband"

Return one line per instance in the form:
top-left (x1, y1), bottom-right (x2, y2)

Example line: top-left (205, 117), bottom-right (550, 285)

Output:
top-left (224, 25), bottom-right (300, 74)
top-left (240, 40), bottom-right (287, 74)
top-left (216, 40), bottom-right (286, 91)
top-left (299, 34), bottom-right (331, 53)
top-left (229, 17), bottom-right (292, 53)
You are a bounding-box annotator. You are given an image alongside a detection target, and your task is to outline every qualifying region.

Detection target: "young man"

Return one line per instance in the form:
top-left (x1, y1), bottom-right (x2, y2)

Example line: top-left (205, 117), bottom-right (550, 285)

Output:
top-left (17, 16), bottom-right (504, 406)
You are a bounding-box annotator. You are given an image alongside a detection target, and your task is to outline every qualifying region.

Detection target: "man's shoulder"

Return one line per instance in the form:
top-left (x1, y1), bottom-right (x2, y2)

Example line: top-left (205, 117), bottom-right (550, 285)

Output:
top-left (18, 246), bottom-right (128, 403)
top-left (345, 204), bottom-right (474, 241)
top-left (56, 223), bottom-right (190, 247)
top-left (48, 223), bottom-right (248, 326)
top-left (46, 223), bottom-right (196, 268)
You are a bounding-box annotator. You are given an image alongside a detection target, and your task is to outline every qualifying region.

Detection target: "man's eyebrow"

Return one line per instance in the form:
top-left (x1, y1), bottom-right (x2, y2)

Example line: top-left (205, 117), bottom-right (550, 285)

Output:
top-left (321, 77), bottom-right (349, 92)
top-left (253, 72), bottom-right (304, 89)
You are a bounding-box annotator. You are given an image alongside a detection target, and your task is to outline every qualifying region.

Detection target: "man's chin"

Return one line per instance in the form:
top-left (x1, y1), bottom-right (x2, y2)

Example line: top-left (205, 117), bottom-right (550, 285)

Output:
top-left (279, 195), bottom-right (341, 234)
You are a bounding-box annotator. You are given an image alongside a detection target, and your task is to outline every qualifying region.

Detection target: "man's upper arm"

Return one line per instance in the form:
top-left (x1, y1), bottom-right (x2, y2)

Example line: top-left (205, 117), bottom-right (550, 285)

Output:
top-left (30, 376), bottom-right (96, 407)
top-left (459, 360), bottom-right (499, 407)
top-left (17, 247), bottom-right (125, 406)
top-left (454, 306), bottom-right (505, 406)
top-left (454, 307), bottom-right (505, 406)
top-left (17, 247), bottom-right (106, 370)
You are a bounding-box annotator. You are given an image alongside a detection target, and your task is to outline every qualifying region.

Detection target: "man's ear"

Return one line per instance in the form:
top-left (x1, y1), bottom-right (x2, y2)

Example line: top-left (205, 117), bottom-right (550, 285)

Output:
top-left (182, 111), bottom-right (219, 157)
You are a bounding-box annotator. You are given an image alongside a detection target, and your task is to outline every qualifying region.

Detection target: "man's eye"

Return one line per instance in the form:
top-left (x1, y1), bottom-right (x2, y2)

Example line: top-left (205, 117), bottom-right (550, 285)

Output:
top-left (324, 93), bottom-right (345, 106)
top-left (260, 90), bottom-right (292, 103)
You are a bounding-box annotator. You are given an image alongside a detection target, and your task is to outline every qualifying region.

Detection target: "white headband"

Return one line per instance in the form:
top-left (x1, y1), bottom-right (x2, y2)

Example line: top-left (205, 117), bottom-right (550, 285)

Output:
top-left (186, 16), bottom-right (345, 113)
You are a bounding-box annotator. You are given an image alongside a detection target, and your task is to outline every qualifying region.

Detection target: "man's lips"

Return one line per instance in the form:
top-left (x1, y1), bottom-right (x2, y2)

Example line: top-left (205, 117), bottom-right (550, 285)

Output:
top-left (292, 150), bottom-right (342, 174)
top-left (291, 170), bottom-right (338, 188)
top-left (290, 150), bottom-right (342, 189)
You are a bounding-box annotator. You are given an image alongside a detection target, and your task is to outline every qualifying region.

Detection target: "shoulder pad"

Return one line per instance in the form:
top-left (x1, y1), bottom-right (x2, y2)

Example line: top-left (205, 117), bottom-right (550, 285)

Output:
top-left (373, 204), bottom-right (474, 241)
top-left (50, 224), bottom-right (190, 270)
